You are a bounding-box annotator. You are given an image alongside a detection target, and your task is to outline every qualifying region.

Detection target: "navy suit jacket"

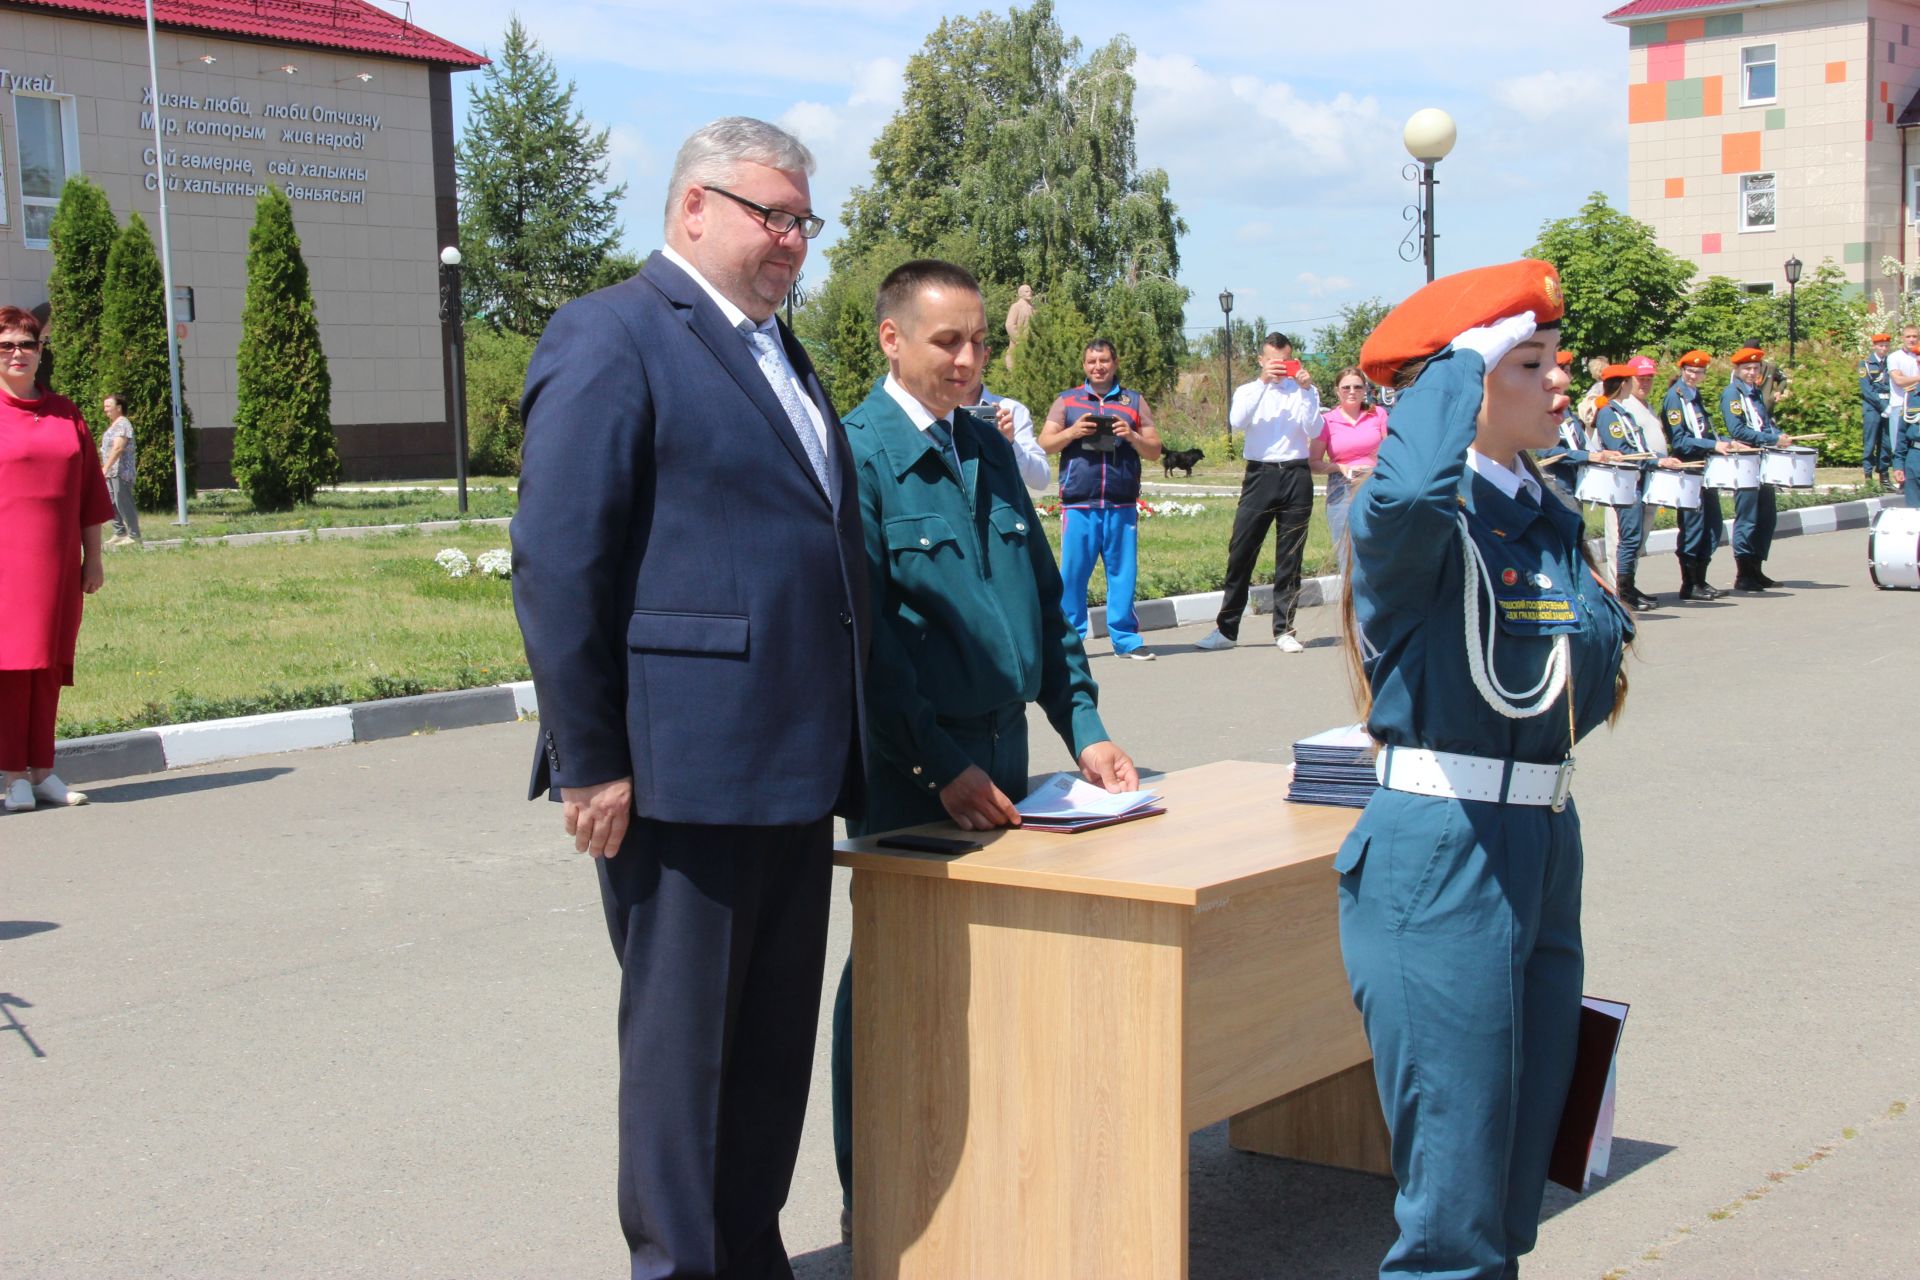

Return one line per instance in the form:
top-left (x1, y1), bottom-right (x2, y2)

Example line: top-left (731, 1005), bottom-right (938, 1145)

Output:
top-left (511, 251), bottom-right (870, 826)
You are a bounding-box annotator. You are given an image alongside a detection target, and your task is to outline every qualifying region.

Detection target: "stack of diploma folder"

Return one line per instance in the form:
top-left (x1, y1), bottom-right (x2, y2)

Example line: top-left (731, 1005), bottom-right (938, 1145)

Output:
top-left (1284, 724), bottom-right (1380, 808)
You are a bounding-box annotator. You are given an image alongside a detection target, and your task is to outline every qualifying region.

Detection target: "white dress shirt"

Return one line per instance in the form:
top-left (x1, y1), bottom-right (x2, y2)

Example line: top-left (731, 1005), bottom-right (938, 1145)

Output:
top-left (1467, 448), bottom-right (1544, 506)
top-left (978, 387), bottom-right (1050, 491)
top-left (1890, 348), bottom-right (1919, 415)
top-left (660, 244), bottom-right (830, 458)
top-left (882, 373), bottom-right (944, 436)
top-left (1228, 376), bottom-right (1322, 463)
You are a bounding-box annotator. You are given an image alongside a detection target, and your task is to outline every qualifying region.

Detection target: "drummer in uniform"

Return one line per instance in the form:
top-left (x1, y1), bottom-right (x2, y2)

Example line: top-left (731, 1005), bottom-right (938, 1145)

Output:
top-left (1860, 334), bottom-right (1892, 488)
top-left (1720, 346), bottom-right (1799, 590)
top-left (1538, 349), bottom-right (1611, 500)
top-left (1661, 350), bottom-right (1731, 600)
top-left (1340, 259), bottom-right (1634, 1280)
top-left (1590, 364), bottom-right (1686, 610)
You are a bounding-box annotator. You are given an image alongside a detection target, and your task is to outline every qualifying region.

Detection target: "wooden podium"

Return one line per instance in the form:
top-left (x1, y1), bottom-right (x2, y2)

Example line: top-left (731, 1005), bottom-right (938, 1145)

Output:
top-left (834, 760), bottom-right (1390, 1279)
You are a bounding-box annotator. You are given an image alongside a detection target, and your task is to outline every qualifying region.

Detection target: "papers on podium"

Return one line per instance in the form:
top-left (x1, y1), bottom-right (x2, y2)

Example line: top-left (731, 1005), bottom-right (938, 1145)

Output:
top-left (1285, 723), bottom-right (1380, 808)
top-left (1549, 996), bottom-right (1630, 1192)
top-left (1015, 773), bottom-right (1164, 833)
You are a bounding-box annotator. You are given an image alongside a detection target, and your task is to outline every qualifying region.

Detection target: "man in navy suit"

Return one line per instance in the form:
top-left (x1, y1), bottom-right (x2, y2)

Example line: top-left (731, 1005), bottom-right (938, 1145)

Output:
top-left (511, 116), bottom-right (868, 1280)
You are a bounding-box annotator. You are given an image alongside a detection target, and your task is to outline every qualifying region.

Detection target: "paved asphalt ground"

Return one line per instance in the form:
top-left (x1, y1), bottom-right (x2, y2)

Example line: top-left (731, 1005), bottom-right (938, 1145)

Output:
top-left (4, 530), bottom-right (1915, 1279)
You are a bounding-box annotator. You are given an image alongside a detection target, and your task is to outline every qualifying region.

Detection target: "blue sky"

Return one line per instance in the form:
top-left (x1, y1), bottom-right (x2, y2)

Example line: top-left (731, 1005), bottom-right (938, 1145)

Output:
top-left (425, 0), bottom-right (1630, 343)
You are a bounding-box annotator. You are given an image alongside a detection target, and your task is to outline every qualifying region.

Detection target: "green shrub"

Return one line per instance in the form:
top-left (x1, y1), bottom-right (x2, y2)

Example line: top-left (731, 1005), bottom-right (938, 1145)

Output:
top-left (232, 186), bottom-right (339, 509)
top-left (463, 322), bottom-right (537, 475)
top-left (97, 212), bottom-right (194, 509)
top-left (43, 176), bottom-right (118, 438)
top-left (1772, 344), bottom-right (1864, 468)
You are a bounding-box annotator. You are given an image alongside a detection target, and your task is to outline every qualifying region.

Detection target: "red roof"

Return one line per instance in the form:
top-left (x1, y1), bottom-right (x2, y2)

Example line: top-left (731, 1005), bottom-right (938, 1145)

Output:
top-left (1604, 0), bottom-right (1776, 20)
top-left (4, 0), bottom-right (485, 67)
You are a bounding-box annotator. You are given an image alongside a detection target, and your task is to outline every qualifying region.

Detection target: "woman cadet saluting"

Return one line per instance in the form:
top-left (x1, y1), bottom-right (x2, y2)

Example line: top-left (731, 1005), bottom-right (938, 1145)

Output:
top-left (1335, 260), bottom-right (1634, 1280)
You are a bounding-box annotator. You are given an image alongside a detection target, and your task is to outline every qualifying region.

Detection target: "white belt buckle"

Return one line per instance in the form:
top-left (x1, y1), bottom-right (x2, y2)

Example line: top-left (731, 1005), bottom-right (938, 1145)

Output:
top-left (1550, 757), bottom-right (1576, 812)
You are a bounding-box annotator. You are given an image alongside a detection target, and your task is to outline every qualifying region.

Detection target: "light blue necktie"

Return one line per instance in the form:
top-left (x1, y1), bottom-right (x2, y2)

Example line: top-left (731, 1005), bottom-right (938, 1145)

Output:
top-left (743, 323), bottom-right (831, 491)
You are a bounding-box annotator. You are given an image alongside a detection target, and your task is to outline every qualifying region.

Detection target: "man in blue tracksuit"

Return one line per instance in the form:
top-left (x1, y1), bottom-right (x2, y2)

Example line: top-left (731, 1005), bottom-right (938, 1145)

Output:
top-left (1039, 340), bottom-right (1164, 658)
top-left (1661, 350), bottom-right (1730, 599)
top-left (1721, 347), bottom-right (1799, 590)
top-left (1860, 334), bottom-right (1892, 487)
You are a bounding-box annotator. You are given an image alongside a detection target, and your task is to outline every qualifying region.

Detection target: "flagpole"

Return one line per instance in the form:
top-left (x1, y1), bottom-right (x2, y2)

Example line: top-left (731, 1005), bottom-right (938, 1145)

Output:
top-left (143, 0), bottom-right (190, 524)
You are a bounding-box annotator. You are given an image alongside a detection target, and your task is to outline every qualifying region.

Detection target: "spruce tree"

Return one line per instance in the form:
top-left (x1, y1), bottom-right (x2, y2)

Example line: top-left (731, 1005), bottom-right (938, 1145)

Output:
top-left (98, 212), bottom-right (194, 509)
top-left (457, 17), bottom-right (624, 334)
top-left (43, 176), bottom-right (118, 438)
top-left (231, 186), bottom-right (338, 509)
top-left (1001, 298), bottom-right (1094, 415)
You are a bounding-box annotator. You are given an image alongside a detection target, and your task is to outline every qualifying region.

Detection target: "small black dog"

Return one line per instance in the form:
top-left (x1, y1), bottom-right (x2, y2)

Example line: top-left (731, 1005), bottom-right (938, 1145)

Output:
top-left (1162, 447), bottom-right (1205, 478)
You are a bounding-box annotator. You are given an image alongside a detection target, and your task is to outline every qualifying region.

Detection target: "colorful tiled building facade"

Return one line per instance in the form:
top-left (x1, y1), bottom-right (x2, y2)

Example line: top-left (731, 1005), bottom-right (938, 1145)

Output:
top-left (1608, 0), bottom-right (1920, 300)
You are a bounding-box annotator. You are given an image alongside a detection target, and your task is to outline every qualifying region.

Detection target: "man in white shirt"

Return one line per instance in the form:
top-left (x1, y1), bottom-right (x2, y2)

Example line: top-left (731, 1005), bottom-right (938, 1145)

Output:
top-left (1197, 332), bottom-right (1322, 652)
top-left (968, 375), bottom-right (1050, 491)
top-left (1889, 324), bottom-right (1920, 424)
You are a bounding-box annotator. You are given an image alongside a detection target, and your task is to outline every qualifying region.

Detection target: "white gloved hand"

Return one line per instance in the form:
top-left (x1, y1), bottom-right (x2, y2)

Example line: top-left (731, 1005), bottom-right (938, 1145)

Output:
top-left (1449, 311), bottom-right (1538, 374)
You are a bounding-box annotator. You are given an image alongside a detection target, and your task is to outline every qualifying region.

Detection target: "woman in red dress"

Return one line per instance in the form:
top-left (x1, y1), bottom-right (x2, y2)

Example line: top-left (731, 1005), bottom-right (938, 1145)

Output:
top-left (1, 305), bottom-right (114, 813)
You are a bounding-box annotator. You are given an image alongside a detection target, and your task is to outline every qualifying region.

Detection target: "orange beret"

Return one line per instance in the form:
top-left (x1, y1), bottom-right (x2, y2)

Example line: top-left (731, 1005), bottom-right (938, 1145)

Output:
top-left (1677, 350), bottom-right (1712, 368)
top-left (1599, 363), bottom-right (1636, 380)
top-left (1729, 346), bottom-right (1765, 365)
top-left (1359, 259), bottom-right (1565, 385)
top-left (1871, 333), bottom-right (1891, 342)
top-left (1554, 350), bottom-right (1575, 367)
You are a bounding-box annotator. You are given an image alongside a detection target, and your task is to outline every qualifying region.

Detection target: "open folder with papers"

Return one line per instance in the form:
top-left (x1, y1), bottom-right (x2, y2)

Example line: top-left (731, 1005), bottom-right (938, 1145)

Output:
top-left (1014, 773), bottom-right (1164, 833)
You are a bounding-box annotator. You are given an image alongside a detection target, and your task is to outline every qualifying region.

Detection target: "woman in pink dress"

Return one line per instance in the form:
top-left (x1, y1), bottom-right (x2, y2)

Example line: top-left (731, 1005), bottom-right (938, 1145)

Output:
top-left (0, 305), bottom-right (114, 813)
top-left (1309, 366), bottom-right (1389, 560)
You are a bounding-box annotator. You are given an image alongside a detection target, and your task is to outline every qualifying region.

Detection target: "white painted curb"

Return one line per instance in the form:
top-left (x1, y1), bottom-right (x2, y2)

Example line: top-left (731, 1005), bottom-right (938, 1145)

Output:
top-left (154, 705), bottom-right (355, 768)
top-left (506, 681), bottom-right (539, 718)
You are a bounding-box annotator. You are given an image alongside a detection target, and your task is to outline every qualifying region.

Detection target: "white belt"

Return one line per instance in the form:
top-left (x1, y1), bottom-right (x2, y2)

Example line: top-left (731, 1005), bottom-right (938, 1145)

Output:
top-left (1375, 745), bottom-right (1574, 810)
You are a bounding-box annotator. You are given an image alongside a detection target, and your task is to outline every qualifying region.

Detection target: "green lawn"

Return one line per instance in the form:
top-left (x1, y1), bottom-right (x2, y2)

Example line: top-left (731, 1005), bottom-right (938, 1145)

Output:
top-left (148, 486), bottom-right (517, 538)
top-left (65, 528), bottom-right (526, 737)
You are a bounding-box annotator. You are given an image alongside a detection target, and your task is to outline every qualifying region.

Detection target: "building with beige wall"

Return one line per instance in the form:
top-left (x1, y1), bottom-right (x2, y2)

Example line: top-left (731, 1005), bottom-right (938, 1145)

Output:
top-left (0, 0), bottom-right (481, 482)
top-left (1609, 0), bottom-right (1920, 302)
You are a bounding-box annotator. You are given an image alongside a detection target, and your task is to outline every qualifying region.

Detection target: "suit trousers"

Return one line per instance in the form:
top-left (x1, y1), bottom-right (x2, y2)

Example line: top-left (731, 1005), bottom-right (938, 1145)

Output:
top-left (1215, 460), bottom-right (1314, 639)
top-left (1732, 484), bottom-right (1778, 560)
top-left (598, 815), bottom-right (835, 1280)
top-left (831, 702), bottom-right (1031, 1207)
top-left (1338, 791), bottom-right (1585, 1279)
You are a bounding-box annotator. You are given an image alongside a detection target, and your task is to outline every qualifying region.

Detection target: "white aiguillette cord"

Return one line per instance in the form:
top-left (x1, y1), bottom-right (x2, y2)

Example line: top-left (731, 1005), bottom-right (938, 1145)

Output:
top-left (1457, 512), bottom-right (1569, 720)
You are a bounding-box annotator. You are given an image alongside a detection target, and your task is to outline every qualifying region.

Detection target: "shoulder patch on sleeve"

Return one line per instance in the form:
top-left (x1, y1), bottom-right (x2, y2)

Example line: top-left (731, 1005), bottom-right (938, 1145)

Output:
top-left (1667, 408), bottom-right (1682, 426)
top-left (1730, 399), bottom-right (1745, 416)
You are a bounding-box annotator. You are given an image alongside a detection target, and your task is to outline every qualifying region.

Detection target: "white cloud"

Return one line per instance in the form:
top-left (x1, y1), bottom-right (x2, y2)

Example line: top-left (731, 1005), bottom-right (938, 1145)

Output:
top-left (1297, 271), bottom-right (1356, 298)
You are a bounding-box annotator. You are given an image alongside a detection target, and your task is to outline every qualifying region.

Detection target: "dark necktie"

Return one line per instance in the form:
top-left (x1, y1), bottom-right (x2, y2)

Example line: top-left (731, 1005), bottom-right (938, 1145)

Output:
top-left (926, 419), bottom-right (960, 479)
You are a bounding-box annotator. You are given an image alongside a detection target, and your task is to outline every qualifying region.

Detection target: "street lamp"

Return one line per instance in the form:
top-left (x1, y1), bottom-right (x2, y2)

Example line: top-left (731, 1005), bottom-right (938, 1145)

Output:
top-left (437, 244), bottom-right (469, 513)
top-left (1218, 288), bottom-right (1234, 443)
top-left (1784, 255), bottom-right (1803, 365)
top-left (1399, 108), bottom-right (1458, 284)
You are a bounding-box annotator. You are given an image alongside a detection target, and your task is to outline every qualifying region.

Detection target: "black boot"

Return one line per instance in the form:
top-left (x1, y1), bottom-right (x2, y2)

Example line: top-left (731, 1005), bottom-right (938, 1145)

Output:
top-left (1689, 556), bottom-right (1726, 600)
top-left (1678, 553), bottom-right (1697, 601)
top-left (1733, 555), bottom-right (1766, 591)
top-left (1753, 559), bottom-right (1780, 588)
top-left (1623, 570), bottom-right (1657, 610)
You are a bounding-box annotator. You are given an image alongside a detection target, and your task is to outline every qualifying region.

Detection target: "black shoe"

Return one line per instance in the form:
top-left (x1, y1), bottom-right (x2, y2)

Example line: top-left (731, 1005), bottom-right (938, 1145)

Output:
top-left (1753, 562), bottom-right (1780, 588)
top-left (1733, 556), bottom-right (1766, 591)
top-left (1691, 558), bottom-right (1726, 600)
top-left (1879, 472), bottom-right (1893, 488)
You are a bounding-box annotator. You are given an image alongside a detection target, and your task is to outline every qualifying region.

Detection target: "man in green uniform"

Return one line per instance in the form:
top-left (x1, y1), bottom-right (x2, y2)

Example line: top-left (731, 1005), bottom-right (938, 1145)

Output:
top-left (828, 257), bottom-right (1139, 1236)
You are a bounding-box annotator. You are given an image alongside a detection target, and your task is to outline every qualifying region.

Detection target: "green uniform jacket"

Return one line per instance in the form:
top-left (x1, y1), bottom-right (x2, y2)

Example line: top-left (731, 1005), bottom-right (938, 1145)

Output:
top-left (844, 381), bottom-right (1108, 802)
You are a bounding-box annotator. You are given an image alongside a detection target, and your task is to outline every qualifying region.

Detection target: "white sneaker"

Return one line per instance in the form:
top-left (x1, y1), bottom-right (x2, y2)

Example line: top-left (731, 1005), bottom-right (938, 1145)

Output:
top-left (1275, 633), bottom-right (1305, 653)
top-left (31, 774), bottom-right (87, 806)
top-left (1119, 649), bottom-right (1157, 661)
top-left (1193, 628), bottom-right (1235, 651)
top-left (4, 778), bottom-right (34, 812)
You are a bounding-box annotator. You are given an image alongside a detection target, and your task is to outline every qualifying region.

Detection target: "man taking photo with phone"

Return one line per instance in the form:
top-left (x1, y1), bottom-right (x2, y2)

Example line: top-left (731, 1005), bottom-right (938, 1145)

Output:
top-left (828, 258), bottom-right (1139, 1239)
top-left (1197, 331), bottom-right (1322, 653)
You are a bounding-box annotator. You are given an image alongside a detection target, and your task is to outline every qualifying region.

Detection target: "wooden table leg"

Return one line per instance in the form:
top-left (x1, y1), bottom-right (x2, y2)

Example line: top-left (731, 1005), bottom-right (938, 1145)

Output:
top-left (1226, 1060), bottom-right (1394, 1177)
top-left (852, 871), bottom-right (1191, 1279)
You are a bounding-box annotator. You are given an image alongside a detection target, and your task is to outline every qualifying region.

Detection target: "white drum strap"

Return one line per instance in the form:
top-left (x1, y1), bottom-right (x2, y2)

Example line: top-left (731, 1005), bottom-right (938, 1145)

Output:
top-left (1458, 514), bottom-right (1570, 720)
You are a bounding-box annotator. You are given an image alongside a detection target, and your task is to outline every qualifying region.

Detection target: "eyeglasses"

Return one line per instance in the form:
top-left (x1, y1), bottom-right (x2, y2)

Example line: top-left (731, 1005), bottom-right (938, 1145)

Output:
top-left (704, 186), bottom-right (825, 239)
top-left (0, 339), bottom-right (43, 354)
top-left (1338, 384), bottom-right (1366, 393)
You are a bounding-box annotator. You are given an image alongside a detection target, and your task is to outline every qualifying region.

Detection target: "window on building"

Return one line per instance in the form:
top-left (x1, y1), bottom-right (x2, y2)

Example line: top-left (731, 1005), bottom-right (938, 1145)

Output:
top-left (1739, 172), bottom-right (1776, 232)
top-left (1909, 165), bottom-right (1920, 222)
top-left (14, 93), bottom-right (81, 249)
top-left (1742, 44), bottom-right (1778, 105)
top-left (1742, 282), bottom-right (1777, 296)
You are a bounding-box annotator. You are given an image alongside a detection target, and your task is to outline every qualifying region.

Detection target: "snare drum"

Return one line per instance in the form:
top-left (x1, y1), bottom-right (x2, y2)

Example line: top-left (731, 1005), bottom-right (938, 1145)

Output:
top-left (1760, 446), bottom-right (1817, 489)
top-left (1703, 451), bottom-right (1762, 490)
top-left (1642, 469), bottom-right (1703, 510)
top-left (1869, 507), bottom-right (1920, 589)
top-left (1576, 462), bottom-right (1642, 506)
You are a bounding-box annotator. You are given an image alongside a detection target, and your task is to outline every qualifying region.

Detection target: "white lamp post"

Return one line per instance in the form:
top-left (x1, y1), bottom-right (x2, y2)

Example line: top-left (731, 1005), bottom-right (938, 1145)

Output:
top-left (1401, 108), bottom-right (1458, 283)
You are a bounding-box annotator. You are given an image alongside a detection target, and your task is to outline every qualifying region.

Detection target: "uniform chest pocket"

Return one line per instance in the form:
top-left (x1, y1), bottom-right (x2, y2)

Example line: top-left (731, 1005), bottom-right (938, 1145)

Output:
top-left (987, 506), bottom-right (1030, 546)
top-left (884, 513), bottom-right (961, 560)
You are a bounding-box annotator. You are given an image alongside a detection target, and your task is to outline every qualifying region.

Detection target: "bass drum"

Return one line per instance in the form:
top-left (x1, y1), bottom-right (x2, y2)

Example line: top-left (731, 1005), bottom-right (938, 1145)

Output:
top-left (1869, 507), bottom-right (1920, 590)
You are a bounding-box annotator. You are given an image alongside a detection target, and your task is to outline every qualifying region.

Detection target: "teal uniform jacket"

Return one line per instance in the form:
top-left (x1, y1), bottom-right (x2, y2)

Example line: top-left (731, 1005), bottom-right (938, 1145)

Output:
top-left (1662, 381), bottom-right (1727, 560)
top-left (1721, 380), bottom-right (1780, 560)
top-left (1339, 345), bottom-right (1632, 1279)
top-left (842, 380), bottom-right (1108, 833)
